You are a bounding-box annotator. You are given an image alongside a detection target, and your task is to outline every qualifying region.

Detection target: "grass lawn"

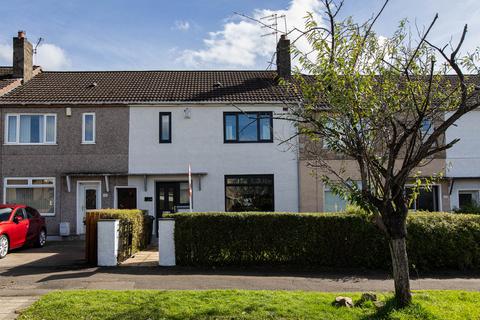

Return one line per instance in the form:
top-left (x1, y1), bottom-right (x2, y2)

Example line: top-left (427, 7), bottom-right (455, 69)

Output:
top-left (18, 290), bottom-right (480, 320)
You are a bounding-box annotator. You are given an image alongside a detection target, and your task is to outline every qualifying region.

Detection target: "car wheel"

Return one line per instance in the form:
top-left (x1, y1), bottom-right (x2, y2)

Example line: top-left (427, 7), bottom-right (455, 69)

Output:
top-left (35, 229), bottom-right (47, 248)
top-left (0, 235), bottom-right (8, 259)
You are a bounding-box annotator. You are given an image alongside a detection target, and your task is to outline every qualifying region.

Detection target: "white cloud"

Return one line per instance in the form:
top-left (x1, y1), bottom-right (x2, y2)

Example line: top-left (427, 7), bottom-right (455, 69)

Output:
top-left (0, 41), bottom-right (70, 70)
top-left (173, 20), bottom-right (191, 31)
top-left (0, 43), bottom-right (11, 65)
top-left (35, 43), bottom-right (71, 70)
top-left (178, 0), bottom-right (323, 69)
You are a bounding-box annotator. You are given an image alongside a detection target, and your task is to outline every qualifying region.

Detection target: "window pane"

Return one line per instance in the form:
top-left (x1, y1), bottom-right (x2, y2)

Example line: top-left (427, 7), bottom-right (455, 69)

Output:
top-left (6, 179), bottom-right (28, 185)
top-left (6, 187), bottom-right (54, 214)
top-left (117, 188), bottom-right (137, 209)
top-left (179, 182), bottom-right (190, 205)
top-left (20, 115), bottom-right (44, 143)
top-left (421, 119), bottom-right (433, 136)
top-left (259, 115), bottom-right (271, 140)
top-left (225, 115), bottom-right (237, 140)
top-left (225, 175), bottom-right (274, 211)
top-left (85, 189), bottom-right (97, 210)
top-left (7, 116), bottom-right (17, 143)
top-left (406, 186), bottom-right (438, 211)
top-left (324, 190), bottom-right (347, 212)
top-left (46, 116), bottom-right (56, 142)
top-left (32, 179), bottom-right (54, 185)
top-left (161, 114), bottom-right (170, 141)
top-left (238, 114), bottom-right (258, 141)
top-left (83, 114), bottom-right (94, 142)
top-left (459, 193), bottom-right (473, 209)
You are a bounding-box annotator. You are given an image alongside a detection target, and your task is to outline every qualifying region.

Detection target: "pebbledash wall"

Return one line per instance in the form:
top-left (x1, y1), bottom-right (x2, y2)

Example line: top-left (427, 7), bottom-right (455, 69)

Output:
top-left (127, 104), bottom-right (299, 214)
top-left (446, 110), bottom-right (480, 210)
top-left (0, 106), bottom-right (129, 235)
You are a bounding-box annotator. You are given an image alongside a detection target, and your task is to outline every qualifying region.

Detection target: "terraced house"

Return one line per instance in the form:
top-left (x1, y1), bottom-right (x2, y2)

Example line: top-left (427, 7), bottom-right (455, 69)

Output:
top-left (0, 32), bottom-right (299, 236)
top-left (0, 32), bottom-right (478, 236)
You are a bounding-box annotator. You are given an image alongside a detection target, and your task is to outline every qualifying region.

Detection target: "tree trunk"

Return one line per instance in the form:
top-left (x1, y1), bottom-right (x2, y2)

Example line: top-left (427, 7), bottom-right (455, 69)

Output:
top-left (389, 237), bottom-right (412, 307)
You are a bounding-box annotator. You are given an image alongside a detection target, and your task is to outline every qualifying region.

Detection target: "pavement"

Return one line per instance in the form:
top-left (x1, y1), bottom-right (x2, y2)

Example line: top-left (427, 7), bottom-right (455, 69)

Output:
top-left (1, 241), bottom-right (480, 319)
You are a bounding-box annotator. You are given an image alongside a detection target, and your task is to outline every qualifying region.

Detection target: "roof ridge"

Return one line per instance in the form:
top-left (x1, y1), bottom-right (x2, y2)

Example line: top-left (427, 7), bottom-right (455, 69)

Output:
top-left (41, 70), bottom-right (276, 74)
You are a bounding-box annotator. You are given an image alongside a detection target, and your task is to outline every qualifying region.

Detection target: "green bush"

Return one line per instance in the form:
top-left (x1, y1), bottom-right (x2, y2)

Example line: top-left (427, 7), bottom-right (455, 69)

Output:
top-left (171, 212), bottom-right (480, 270)
top-left (452, 203), bottom-right (480, 214)
top-left (87, 209), bottom-right (148, 253)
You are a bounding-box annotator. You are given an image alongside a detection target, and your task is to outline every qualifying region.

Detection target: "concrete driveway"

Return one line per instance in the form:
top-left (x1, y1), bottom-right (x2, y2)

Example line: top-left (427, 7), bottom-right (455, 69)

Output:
top-left (0, 240), bottom-right (85, 269)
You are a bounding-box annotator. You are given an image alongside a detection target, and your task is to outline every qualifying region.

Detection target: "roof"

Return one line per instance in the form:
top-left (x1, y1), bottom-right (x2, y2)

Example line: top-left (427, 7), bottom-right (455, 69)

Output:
top-left (0, 70), bottom-right (299, 105)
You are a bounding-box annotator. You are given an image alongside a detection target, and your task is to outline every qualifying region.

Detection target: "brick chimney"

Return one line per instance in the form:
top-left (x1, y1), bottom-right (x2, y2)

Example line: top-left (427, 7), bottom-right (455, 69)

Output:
top-left (13, 31), bottom-right (33, 82)
top-left (276, 34), bottom-right (291, 79)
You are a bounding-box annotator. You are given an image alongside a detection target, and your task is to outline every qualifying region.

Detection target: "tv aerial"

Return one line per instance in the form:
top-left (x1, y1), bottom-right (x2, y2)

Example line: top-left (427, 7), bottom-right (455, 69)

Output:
top-left (33, 37), bottom-right (43, 55)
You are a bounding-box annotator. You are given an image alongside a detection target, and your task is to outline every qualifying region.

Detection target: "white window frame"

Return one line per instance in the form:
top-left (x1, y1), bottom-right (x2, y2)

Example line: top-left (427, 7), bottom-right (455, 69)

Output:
top-left (82, 112), bottom-right (96, 144)
top-left (458, 189), bottom-right (480, 207)
top-left (4, 113), bottom-right (57, 145)
top-left (114, 186), bottom-right (139, 209)
top-left (3, 177), bottom-right (56, 216)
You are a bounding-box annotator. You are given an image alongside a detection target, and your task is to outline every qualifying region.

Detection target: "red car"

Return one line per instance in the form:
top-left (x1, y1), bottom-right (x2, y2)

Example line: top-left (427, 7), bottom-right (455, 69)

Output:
top-left (0, 204), bottom-right (47, 259)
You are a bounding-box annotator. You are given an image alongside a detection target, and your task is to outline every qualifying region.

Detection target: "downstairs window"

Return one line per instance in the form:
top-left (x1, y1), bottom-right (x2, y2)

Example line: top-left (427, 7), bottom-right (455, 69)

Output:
top-left (225, 175), bottom-right (274, 211)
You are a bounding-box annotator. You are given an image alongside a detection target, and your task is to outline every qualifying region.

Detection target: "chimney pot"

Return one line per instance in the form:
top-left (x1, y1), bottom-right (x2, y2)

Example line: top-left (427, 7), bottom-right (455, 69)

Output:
top-left (276, 34), bottom-right (291, 79)
top-left (18, 30), bottom-right (26, 39)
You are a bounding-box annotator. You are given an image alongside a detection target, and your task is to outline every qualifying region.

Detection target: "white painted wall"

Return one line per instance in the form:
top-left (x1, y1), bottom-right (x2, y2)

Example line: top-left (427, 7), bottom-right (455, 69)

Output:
top-left (128, 104), bottom-right (298, 214)
top-left (446, 110), bottom-right (480, 177)
top-left (445, 110), bottom-right (480, 210)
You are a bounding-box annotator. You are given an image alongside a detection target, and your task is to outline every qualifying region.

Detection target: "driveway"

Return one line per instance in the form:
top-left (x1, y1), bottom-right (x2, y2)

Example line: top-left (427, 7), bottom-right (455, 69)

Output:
top-left (0, 240), bottom-right (85, 269)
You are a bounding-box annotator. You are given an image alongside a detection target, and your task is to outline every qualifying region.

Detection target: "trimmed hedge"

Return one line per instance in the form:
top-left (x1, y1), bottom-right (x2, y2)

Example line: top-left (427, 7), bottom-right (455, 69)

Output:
top-left (87, 209), bottom-right (148, 253)
top-left (171, 212), bottom-right (480, 270)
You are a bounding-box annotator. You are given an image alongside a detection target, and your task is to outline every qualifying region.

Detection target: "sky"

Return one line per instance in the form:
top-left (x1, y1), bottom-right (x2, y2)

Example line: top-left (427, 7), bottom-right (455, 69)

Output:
top-left (0, 0), bottom-right (478, 71)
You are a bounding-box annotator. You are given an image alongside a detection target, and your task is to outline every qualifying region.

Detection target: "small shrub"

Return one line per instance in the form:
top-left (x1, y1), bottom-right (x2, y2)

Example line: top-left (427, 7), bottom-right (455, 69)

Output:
top-left (171, 211), bottom-right (480, 270)
top-left (452, 203), bottom-right (480, 215)
top-left (87, 209), bottom-right (148, 253)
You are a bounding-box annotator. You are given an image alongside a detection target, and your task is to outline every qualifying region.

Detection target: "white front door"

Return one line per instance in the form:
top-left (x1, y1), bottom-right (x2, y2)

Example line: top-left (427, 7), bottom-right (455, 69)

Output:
top-left (77, 182), bottom-right (101, 234)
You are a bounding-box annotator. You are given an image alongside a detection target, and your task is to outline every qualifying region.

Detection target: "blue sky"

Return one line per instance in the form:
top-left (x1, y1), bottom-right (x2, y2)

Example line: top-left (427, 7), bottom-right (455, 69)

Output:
top-left (0, 0), bottom-right (478, 71)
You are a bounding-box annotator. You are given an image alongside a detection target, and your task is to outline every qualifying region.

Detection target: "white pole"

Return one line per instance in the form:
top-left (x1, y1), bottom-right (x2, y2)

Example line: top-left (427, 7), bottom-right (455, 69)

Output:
top-left (188, 164), bottom-right (193, 212)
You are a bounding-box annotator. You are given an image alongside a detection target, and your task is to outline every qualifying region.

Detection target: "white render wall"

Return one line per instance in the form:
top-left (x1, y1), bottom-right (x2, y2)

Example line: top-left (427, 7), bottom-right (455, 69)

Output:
top-left (446, 110), bottom-right (480, 210)
top-left (128, 104), bottom-right (299, 213)
top-left (446, 110), bottom-right (480, 177)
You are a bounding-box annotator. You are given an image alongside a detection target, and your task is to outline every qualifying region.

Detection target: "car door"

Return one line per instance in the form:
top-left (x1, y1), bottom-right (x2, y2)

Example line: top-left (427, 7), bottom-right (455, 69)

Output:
top-left (10, 208), bottom-right (29, 249)
top-left (25, 207), bottom-right (40, 243)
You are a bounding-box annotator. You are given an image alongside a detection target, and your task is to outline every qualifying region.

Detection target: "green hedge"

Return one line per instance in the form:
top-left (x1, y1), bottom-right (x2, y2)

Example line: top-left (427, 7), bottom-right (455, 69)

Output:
top-left (88, 209), bottom-right (148, 253)
top-left (171, 212), bottom-right (480, 270)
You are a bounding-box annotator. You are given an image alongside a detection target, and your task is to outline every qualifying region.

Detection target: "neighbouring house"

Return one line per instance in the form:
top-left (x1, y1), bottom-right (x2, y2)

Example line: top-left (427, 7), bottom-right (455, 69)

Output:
top-left (446, 108), bottom-right (480, 211)
top-left (0, 32), bottom-right (299, 236)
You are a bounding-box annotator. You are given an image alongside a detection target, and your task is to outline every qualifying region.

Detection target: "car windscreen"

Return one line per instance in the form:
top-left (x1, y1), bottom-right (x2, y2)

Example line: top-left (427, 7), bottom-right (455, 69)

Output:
top-left (0, 208), bottom-right (13, 222)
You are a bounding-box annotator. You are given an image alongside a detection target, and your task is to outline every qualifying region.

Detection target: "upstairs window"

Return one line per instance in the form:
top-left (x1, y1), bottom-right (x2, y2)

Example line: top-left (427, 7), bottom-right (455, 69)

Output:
top-left (224, 112), bottom-right (273, 143)
top-left (159, 112), bottom-right (171, 143)
top-left (420, 119), bottom-right (434, 140)
top-left (5, 114), bottom-right (56, 144)
top-left (82, 113), bottom-right (96, 144)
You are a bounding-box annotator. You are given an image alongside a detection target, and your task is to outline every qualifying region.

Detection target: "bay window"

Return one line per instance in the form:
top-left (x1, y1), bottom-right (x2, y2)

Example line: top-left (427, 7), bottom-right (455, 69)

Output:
top-left (4, 178), bottom-right (55, 216)
top-left (5, 114), bottom-right (56, 144)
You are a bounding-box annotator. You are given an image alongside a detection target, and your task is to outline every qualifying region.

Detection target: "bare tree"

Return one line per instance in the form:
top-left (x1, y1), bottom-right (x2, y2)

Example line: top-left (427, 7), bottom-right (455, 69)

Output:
top-left (284, 0), bottom-right (480, 306)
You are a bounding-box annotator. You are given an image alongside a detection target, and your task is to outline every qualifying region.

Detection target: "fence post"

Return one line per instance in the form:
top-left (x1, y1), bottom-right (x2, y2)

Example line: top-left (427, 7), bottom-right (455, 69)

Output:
top-left (97, 219), bottom-right (120, 266)
top-left (158, 218), bottom-right (175, 266)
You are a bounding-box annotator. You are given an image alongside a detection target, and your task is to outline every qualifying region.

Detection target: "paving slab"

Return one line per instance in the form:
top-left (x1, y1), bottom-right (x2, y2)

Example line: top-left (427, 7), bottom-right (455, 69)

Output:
top-left (0, 296), bottom-right (38, 320)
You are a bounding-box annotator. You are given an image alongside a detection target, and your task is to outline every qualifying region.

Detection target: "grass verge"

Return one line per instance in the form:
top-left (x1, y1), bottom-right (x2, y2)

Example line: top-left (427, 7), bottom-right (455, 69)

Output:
top-left (18, 290), bottom-right (480, 320)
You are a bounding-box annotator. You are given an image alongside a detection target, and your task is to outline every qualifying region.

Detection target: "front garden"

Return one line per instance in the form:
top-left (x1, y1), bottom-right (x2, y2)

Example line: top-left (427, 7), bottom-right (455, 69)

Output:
top-left (18, 290), bottom-right (480, 320)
